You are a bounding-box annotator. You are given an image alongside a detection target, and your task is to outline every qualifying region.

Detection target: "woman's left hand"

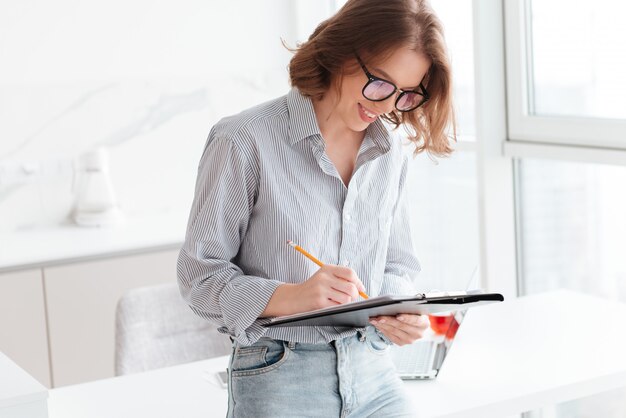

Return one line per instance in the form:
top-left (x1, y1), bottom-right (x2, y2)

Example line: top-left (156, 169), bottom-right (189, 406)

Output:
top-left (369, 314), bottom-right (430, 346)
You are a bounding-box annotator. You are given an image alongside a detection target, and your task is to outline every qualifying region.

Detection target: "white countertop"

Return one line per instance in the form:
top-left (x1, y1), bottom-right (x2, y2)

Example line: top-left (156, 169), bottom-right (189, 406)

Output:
top-left (47, 290), bottom-right (626, 418)
top-left (0, 351), bottom-right (47, 410)
top-left (0, 209), bottom-right (188, 273)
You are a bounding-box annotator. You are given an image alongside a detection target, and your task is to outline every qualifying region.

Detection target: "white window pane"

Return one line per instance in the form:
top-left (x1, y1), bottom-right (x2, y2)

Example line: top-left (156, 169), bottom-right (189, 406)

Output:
top-left (519, 158), bottom-right (626, 418)
top-left (529, 0), bottom-right (626, 120)
top-left (406, 150), bottom-right (479, 292)
top-left (431, 0), bottom-right (475, 137)
top-left (519, 159), bottom-right (626, 301)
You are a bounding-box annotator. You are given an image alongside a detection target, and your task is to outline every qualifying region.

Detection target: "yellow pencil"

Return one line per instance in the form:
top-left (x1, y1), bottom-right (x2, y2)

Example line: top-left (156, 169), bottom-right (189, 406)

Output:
top-left (287, 240), bottom-right (369, 299)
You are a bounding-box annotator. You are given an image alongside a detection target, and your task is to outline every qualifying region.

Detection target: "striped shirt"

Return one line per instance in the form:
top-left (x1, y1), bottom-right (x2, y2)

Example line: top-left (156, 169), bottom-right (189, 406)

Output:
top-left (177, 88), bottom-right (421, 346)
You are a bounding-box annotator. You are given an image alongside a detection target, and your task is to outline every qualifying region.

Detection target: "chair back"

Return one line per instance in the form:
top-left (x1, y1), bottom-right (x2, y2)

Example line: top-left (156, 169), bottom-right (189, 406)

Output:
top-left (115, 282), bottom-right (232, 375)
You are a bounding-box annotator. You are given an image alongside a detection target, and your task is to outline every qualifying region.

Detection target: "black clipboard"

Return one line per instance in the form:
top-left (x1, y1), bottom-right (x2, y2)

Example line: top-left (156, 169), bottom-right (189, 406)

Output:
top-left (264, 292), bottom-right (504, 328)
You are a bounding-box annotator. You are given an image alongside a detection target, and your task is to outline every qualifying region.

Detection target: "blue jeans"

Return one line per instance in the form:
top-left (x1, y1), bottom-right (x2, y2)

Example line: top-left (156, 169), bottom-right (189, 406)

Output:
top-left (226, 326), bottom-right (413, 417)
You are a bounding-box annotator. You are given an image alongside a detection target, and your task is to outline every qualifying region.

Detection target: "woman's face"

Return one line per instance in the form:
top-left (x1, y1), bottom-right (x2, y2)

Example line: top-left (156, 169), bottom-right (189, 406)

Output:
top-left (333, 46), bottom-right (431, 133)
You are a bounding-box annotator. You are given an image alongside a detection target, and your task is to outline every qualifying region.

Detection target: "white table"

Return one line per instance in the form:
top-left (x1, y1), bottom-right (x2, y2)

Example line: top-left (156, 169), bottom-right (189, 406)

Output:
top-left (47, 290), bottom-right (626, 418)
top-left (0, 352), bottom-right (48, 418)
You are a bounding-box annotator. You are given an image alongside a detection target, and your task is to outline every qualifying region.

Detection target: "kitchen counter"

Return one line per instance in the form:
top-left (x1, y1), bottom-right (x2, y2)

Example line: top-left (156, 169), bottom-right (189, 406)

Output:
top-left (0, 209), bottom-right (188, 273)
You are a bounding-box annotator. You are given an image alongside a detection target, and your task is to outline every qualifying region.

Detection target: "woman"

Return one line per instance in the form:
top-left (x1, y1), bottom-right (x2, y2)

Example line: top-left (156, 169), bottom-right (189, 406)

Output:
top-left (177, 0), bottom-right (455, 416)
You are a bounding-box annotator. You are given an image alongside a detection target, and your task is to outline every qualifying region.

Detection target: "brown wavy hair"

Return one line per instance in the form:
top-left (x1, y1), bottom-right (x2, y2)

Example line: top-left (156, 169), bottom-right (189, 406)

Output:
top-left (287, 0), bottom-right (456, 157)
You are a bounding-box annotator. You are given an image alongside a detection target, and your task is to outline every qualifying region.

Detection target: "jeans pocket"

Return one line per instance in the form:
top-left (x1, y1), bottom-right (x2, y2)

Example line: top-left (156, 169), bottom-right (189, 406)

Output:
top-left (231, 339), bottom-right (290, 377)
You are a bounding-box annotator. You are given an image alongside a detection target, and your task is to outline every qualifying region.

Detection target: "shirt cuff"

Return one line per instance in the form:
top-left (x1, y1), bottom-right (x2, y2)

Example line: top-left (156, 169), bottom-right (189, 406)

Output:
top-left (218, 278), bottom-right (284, 346)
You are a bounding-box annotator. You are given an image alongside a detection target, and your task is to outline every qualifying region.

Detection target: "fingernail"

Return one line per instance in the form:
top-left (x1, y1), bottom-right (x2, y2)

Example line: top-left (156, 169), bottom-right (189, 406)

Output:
top-left (398, 316), bottom-right (405, 322)
top-left (370, 319), bottom-right (378, 325)
top-left (379, 318), bottom-right (386, 324)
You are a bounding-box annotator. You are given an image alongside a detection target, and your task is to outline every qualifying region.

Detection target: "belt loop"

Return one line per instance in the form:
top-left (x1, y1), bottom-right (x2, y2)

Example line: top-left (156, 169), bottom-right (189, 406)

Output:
top-left (357, 330), bottom-right (366, 342)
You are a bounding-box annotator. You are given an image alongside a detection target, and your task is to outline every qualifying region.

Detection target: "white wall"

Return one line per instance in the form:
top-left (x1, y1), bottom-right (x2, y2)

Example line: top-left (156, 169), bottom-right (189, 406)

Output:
top-left (0, 0), bottom-right (300, 232)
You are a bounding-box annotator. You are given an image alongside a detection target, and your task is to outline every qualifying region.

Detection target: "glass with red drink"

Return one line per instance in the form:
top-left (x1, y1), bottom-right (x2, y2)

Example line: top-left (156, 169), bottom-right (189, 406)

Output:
top-left (428, 312), bottom-right (460, 338)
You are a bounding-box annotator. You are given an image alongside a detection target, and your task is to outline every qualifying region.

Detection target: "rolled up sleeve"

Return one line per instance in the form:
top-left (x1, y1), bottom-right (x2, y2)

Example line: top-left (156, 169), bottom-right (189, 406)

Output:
top-left (177, 129), bottom-right (283, 346)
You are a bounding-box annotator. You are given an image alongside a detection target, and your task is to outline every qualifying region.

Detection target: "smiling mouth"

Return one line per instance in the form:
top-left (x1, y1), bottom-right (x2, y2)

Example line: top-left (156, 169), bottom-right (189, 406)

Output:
top-left (360, 103), bottom-right (378, 118)
top-left (358, 103), bottom-right (380, 123)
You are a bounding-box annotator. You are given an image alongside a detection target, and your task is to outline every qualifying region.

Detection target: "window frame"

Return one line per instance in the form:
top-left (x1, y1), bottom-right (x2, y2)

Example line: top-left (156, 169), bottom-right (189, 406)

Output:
top-left (504, 0), bottom-right (626, 162)
top-left (473, 0), bottom-right (519, 300)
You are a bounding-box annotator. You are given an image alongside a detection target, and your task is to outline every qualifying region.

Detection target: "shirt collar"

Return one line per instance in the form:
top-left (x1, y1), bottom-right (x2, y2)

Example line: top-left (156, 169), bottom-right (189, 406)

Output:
top-left (287, 87), bottom-right (392, 153)
top-left (287, 88), bottom-right (322, 145)
top-left (366, 118), bottom-right (392, 154)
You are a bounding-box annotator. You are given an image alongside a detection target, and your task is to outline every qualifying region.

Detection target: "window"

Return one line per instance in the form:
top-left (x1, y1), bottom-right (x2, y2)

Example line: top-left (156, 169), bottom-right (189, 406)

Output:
top-left (519, 159), bottom-right (626, 302)
top-left (406, 151), bottom-right (479, 292)
top-left (506, 2), bottom-right (626, 417)
top-left (505, 0), bottom-right (626, 150)
top-left (403, 0), bottom-right (478, 292)
top-left (519, 160), bottom-right (626, 418)
top-left (431, 0), bottom-right (475, 137)
top-left (529, 1), bottom-right (626, 120)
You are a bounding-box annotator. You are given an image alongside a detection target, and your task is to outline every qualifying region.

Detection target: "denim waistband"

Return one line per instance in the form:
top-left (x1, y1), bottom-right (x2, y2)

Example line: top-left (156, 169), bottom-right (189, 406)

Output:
top-left (235, 326), bottom-right (377, 351)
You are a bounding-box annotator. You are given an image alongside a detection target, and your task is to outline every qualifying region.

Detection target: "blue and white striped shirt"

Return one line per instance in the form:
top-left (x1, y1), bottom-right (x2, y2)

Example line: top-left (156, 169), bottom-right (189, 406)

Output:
top-left (177, 88), bottom-right (421, 346)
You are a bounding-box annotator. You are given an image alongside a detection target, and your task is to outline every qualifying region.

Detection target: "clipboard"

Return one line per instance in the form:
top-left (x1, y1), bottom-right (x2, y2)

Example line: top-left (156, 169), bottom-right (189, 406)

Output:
top-left (264, 291), bottom-right (504, 328)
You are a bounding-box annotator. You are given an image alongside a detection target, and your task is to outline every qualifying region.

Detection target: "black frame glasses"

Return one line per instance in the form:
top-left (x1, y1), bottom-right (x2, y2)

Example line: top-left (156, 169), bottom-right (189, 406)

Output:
top-left (355, 53), bottom-right (430, 112)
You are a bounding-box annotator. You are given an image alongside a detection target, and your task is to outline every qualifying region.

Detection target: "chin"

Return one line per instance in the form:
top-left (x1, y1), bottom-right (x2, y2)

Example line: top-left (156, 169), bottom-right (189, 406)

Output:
top-left (353, 120), bottom-right (369, 132)
top-left (351, 110), bottom-right (371, 132)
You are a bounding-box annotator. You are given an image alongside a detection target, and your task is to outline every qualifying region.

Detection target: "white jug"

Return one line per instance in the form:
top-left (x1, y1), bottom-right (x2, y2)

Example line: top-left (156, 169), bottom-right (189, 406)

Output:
top-left (71, 147), bottom-right (123, 227)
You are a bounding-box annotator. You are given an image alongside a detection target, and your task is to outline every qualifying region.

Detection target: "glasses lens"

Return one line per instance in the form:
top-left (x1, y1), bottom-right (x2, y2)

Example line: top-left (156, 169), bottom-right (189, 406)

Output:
top-left (396, 92), bottom-right (425, 111)
top-left (363, 80), bottom-right (396, 101)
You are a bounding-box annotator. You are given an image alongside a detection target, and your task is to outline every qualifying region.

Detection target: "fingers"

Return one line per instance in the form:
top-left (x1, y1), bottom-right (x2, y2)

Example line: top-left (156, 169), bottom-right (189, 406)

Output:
top-left (372, 317), bottom-right (415, 340)
top-left (369, 314), bottom-right (429, 345)
top-left (311, 276), bottom-right (357, 305)
top-left (397, 313), bottom-right (430, 328)
top-left (324, 265), bottom-right (366, 293)
top-left (372, 324), bottom-right (410, 345)
top-left (304, 265), bottom-right (366, 308)
top-left (327, 287), bottom-right (354, 305)
top-left (329, 279), bottom-right (359, 301)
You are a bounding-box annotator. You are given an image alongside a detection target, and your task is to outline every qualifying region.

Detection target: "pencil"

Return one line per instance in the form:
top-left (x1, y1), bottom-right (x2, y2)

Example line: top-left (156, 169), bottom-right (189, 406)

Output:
top-left (287, 240), bottom-right (369, 299)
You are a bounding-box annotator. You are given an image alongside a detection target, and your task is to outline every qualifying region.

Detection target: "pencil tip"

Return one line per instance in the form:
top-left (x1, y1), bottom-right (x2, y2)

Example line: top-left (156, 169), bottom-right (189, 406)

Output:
top-left (286, 240), bottom-right (296, 247)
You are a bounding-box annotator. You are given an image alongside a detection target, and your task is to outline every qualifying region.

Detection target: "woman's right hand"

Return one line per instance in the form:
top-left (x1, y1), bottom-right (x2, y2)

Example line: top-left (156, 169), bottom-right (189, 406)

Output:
top-left (261, 265), bottom-right (367, 317)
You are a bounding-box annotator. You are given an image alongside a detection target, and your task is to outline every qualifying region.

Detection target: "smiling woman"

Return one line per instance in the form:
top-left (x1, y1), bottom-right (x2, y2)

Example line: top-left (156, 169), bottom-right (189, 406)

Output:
top-left (289, 0), bottom-right (456, 156)
top-left (176, 0), bottom-right (456, 417)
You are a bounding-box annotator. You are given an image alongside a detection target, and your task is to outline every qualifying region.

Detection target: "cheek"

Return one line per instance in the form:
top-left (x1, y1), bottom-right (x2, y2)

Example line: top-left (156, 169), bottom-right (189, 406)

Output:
top-left (340, 76), bottom-right (365, 105)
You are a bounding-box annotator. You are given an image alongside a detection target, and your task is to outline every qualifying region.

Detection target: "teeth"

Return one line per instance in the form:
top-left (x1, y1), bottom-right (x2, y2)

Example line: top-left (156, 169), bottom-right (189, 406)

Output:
top-left (361, 105), bottom-right (377, 119)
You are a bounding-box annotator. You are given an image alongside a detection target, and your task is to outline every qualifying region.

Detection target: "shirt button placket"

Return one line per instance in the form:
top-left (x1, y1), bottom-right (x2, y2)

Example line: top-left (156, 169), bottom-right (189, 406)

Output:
top-left (341, 190), bottom-right (356, 275)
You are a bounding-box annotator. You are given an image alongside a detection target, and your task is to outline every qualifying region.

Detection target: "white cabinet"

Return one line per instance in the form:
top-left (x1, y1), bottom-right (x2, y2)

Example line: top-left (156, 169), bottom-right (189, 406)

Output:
top-left (43, 249), bottom-right (180, 387)
top-left (0, 269), bottom-right (51, 388)
top-left (0, 247), bottom-right (182, 388)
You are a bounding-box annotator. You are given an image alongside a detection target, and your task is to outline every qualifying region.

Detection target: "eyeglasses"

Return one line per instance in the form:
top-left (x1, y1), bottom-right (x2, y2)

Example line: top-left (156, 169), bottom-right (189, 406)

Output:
top-left (355, 53), bottom-right (429, 112)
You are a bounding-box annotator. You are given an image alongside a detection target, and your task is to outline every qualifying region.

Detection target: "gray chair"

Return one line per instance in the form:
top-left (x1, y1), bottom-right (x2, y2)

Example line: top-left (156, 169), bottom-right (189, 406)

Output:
top-left (114, 282), bottom-right (232, 376)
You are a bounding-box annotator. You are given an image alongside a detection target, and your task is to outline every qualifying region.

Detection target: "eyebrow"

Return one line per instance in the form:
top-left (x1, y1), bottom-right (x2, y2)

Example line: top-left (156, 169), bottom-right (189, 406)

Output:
top-left (373, 67), bottom-right (420, 91)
